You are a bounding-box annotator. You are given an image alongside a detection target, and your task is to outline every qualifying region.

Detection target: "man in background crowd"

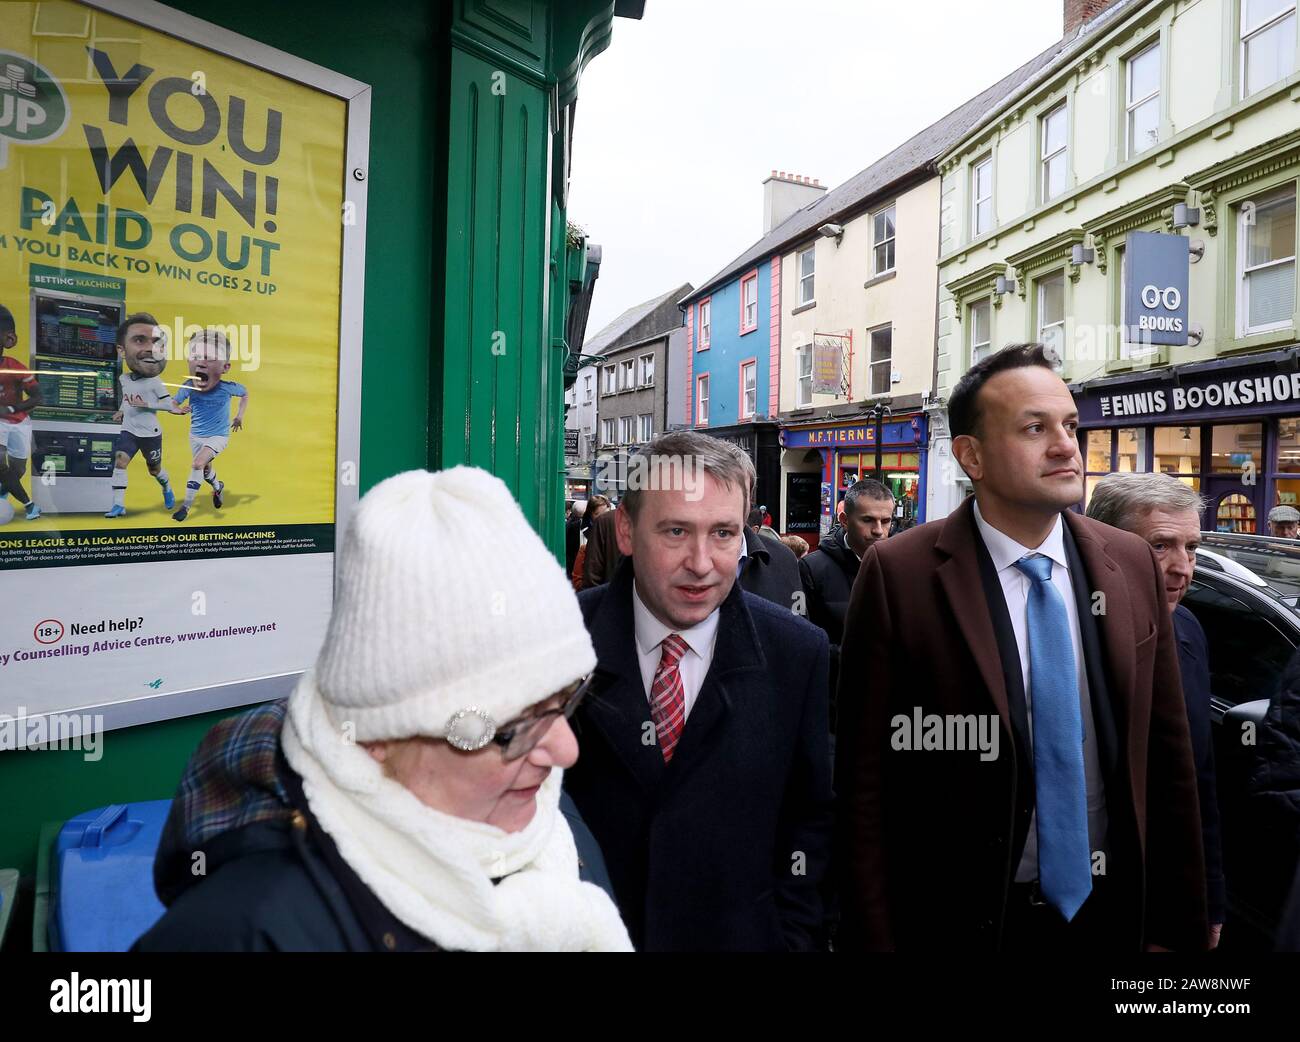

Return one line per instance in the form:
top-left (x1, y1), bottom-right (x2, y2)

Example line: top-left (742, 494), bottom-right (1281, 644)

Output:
top-left (1268, 505), bottom-right (1300, 539)
top-left (740, 507), bottom-right (802, 609)
top-left (799, 478), bottom-right (894, 729)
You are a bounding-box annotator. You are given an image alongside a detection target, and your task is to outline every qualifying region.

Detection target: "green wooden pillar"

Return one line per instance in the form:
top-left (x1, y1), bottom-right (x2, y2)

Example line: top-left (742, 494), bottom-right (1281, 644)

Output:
top-left (441, 0), bottom-right (618, 556)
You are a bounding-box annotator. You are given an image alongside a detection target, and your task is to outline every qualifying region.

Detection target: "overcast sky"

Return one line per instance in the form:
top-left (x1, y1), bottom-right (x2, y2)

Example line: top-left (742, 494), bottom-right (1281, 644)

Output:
top-left (569, 0), bottom-right (1063, 336)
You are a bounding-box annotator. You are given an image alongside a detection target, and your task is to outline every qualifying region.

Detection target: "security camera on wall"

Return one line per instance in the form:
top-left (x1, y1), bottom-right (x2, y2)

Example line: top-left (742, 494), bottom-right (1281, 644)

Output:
top-left (817, 223), bottom-right (843, 239)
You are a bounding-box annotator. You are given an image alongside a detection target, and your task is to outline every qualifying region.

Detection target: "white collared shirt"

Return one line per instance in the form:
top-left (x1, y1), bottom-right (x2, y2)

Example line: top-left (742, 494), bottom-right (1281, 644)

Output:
top-left (971, 501), bottom-right (1108, 882)
top-left (840, 529), bottom-right (862, 561)
top-left (631, 580), bottom-right (721, 720)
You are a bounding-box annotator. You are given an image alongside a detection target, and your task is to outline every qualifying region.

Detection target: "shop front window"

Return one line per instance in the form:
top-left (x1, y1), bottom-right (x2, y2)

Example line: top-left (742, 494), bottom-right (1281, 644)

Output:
top-left (1277, 416), bottom-right (1300, 472)
top-left (883, 472), bottom-right (919, 526)
top-left (1275, 478), bottom-right (1300, 508)
top-left (1216, 492), bottom-right (1257, 534)
top-left (1084, 429), bottom-right (1111, 508)
top-left (1086, 430), bottom-right (1111, 472)
top-left (839, 453), bottom-right (861, 489)
top-left (1210, 423), bottom-right (1263, 475)
top-left (1272, 416), bottom-right (1300, 510)
top-left (1116, 427), bottom-right (1147, 472)
top-left (1154, 424), bottom-right (1201, 476)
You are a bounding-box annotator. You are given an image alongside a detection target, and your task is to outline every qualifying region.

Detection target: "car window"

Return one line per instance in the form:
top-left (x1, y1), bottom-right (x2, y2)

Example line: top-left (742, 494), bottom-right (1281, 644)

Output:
top-left (1199, 539), bottom-right (1300, 609)
top-left (1181, 579), bottom-right (1297, 707)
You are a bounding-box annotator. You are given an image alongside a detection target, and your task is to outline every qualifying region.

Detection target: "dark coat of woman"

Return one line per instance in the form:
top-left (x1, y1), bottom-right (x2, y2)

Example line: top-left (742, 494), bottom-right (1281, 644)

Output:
top-left (132, 702), bottom-right (615, 952)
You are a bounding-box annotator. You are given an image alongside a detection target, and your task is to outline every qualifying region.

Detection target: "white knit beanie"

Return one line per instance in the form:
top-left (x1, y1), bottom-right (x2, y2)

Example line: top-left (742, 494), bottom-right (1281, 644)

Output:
top-left (313, 467), bottom-right (598, 741)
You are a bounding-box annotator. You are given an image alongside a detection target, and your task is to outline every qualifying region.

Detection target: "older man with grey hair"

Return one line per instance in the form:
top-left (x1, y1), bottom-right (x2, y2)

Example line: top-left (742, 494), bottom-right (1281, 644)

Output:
top-left (1087, 472), bottom-right (1224, 947)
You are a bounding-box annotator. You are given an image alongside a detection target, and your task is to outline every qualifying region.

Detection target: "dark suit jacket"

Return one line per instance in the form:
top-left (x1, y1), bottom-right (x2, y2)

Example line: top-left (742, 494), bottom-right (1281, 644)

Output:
top-left (1173, 604), bottom-right (1225, 924)
top-left (566, 558), bottom-right (834, 951)
top-left (738, 525), bottom-right (803, 610)
top-left (798, 526), bottom-right (860, 729)
top-left (835, 497), bottom-right (1207, 951)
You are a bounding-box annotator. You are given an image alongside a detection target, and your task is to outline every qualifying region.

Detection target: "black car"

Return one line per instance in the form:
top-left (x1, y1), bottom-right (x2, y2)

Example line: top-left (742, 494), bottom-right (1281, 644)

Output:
top-left (1185, 533), bottom-right (1300, 949)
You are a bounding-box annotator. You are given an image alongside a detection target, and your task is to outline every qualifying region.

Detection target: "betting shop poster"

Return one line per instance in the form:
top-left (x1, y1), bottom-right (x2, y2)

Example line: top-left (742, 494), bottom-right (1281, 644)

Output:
top-left (0, 2), bottom-right (346, 721)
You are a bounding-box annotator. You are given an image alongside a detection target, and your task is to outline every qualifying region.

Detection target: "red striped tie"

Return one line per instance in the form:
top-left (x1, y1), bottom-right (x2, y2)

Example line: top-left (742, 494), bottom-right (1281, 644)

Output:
top-left (650, 634), bottom-right (689, 762)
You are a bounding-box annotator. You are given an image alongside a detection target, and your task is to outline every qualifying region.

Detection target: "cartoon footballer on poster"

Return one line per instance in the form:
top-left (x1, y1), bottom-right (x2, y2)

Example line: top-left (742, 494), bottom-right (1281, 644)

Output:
top-left (169, 329), bottom-right (250, 523)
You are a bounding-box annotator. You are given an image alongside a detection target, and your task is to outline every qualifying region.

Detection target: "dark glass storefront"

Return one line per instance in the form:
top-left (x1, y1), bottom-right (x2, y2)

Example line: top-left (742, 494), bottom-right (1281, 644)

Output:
top-left (1072, 349), bottom-right (1300, 534)
top-left (707, 422), bottom-right (783, 519)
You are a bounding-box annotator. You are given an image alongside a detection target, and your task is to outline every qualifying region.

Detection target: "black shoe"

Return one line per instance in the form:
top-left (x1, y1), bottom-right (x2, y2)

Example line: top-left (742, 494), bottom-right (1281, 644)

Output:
top-left (212, 480), bottom-right (225, 509)
top-left (173, 505), bottom-right (189, 522)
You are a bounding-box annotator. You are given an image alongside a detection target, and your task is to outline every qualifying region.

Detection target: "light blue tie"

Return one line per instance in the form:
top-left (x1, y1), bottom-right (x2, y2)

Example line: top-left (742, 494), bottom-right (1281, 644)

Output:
top-left (1014, 554), bottom-right (1092, 922)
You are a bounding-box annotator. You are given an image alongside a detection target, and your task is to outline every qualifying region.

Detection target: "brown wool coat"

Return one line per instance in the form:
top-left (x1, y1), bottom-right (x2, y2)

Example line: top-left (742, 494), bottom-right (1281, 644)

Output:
top-left (834, 497), bottom-right (1208, 952)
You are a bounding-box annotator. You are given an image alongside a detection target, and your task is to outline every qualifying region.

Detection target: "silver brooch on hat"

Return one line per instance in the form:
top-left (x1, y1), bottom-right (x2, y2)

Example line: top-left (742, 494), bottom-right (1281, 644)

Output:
top-left (444, 707), bottom-right (496, 751)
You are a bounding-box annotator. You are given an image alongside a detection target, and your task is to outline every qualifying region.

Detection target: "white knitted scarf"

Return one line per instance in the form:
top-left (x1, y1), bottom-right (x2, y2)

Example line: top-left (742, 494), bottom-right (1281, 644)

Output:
top-left (281, 670), bottom-right (633, 952)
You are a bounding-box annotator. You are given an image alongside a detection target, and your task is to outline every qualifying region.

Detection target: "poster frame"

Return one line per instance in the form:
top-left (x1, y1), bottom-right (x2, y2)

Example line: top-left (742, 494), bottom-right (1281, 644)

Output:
top-left (7, 0), bottom-right (370, 739)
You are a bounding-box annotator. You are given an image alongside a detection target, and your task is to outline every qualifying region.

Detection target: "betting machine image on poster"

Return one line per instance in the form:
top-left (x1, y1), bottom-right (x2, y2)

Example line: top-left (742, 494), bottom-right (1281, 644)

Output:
top-left (0, 1), bottom-right (369, 735)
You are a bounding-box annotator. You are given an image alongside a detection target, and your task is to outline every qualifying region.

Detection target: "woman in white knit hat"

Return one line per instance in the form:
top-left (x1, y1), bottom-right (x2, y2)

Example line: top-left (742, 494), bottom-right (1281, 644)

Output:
top-left (135, 467), bottom-right (633, 952)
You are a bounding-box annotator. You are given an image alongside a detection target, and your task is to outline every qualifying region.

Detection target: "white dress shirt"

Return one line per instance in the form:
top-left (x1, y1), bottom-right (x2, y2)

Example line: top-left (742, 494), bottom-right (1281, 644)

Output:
top-left (632, 580), bottom-right (721, 720)
top-left (972, 501), bottom-right (1108, 882)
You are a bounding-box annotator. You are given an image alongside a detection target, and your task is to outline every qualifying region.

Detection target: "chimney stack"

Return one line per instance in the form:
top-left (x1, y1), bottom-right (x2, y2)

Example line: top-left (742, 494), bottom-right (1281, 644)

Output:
top-left (1064, 0), bottom-right (1120, 37)
top-left (762, 170), bottom-right (827, 234)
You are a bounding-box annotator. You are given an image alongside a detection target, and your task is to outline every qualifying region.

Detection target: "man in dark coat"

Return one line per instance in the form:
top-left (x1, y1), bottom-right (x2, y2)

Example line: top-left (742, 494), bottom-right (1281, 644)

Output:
top-left (565, 431), bottom-right (834, 951)
top-left (799, 478), bottom-right (895, 725)
top-left (836, 344), bottom-right (1207, 952)
top-left (737, 522), bottom-right (803, 611)
top-left (1086, 472), bottom-right (1225, 947)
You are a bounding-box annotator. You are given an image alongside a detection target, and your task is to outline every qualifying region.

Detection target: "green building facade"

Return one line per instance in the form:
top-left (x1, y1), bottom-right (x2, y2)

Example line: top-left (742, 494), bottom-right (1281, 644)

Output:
top-left (0, 0), bottom-right (639, 930)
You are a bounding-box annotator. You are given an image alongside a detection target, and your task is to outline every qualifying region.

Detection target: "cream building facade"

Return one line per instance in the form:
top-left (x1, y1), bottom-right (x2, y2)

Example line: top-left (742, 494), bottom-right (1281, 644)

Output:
top-left (930, 0), bottom-right (1300, 531)
top-left (764, 53), bottom-right (1057, 540)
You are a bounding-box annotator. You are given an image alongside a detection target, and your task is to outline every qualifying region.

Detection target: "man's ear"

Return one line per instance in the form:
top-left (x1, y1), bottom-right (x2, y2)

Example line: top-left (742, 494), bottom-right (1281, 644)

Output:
top-left (951, 434), bottom-right (982, 482)
top-left (614, 503), bottom-right (635, 556)
top-left (0, 332), bottom-right (16, 351)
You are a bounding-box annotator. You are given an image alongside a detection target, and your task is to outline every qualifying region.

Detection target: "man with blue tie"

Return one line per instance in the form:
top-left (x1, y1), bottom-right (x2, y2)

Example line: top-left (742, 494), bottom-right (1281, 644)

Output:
top-left (564, 430), bottom-right (834, 950)
top-left (835, 343), bottom-right (1207, 951)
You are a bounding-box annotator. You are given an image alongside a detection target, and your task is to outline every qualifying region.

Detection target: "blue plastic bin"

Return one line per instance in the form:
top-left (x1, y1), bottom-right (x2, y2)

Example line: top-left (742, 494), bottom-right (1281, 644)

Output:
top-left (49, 800), bottom-right (171, 952)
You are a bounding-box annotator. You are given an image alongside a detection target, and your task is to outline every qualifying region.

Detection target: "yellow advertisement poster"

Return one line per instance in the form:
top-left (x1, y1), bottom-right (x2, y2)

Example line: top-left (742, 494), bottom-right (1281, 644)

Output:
top-left (0, 1), bottom-right (352, 725)
top-left (0, 1), bottom-right (343, 550)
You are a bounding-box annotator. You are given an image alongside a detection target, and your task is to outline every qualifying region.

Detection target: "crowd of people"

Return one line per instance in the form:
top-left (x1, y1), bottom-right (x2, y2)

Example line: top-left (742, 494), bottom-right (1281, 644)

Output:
top-left (133, 342), bottom-right (1300, 952)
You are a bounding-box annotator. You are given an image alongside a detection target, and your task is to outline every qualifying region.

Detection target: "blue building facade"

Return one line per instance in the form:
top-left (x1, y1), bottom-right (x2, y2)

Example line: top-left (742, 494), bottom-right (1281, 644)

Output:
top-left (681, 257), bottom-right (783, 513)
top-left (683, 261), bottom-right (773, 428)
